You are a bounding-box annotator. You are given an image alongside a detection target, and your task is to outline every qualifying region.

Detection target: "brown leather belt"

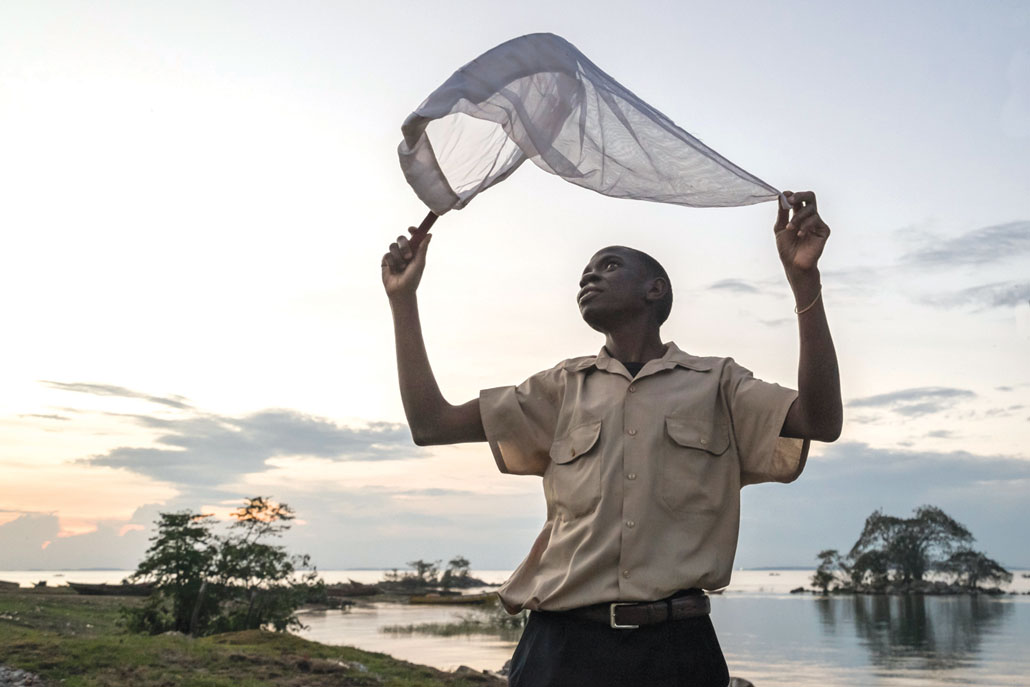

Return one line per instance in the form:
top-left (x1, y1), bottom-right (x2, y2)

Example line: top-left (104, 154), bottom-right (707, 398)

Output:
top-left (558, 592), bottom-right (711, 630)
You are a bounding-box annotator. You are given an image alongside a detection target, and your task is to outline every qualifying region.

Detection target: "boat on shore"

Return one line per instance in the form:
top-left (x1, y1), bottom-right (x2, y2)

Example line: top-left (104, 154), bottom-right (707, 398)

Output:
top-left (67, 581), bottom-right (154, 597)
top-left (409, 592), bottom-right (495, 605)
top-left (325, 579), bottom-right (381, 597)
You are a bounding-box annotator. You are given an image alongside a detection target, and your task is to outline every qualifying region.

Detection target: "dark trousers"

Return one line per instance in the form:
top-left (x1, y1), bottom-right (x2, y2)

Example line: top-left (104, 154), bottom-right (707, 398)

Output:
top-left (508, 609), bottom-right (730, 687)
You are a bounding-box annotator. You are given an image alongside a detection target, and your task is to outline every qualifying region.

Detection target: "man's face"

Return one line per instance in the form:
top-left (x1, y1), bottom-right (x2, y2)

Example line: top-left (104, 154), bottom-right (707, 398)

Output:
top-left (577, 246), bottom-right (653, 333)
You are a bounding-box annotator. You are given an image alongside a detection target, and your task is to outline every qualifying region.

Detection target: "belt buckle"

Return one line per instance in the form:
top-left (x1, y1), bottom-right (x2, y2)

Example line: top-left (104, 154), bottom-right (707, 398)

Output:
top-left (609, 602), bottom-right (639, 630)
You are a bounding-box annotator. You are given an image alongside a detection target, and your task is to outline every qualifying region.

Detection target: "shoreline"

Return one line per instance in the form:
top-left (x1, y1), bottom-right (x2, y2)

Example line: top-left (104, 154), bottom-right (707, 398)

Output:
top-left (0, 588), bottom-right (506, 686)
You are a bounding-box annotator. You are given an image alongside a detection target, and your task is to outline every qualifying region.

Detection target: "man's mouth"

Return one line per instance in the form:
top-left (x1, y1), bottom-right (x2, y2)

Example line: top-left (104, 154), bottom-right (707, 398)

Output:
top-left (578, 287), bottom-right (602, 304)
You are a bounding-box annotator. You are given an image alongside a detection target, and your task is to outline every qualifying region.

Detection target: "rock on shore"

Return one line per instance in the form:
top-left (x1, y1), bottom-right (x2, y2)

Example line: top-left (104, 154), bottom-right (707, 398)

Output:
top-left (0, 666), bottom-right (44, 687)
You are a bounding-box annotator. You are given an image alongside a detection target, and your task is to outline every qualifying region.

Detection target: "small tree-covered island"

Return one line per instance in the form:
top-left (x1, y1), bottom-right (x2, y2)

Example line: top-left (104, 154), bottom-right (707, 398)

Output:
top-left (806, 505), bottom-right (1013, 595)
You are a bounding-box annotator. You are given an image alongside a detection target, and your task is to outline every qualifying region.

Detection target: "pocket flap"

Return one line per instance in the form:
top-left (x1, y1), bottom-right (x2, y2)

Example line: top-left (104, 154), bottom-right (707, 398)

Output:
top-left (549, 421), bottom-right (602, 465)
top-left (665, 417), bottom-right (730, 455)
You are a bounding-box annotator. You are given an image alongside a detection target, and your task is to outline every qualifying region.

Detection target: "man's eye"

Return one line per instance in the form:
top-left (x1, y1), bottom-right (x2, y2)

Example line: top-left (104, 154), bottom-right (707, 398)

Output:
top-left (605, 261), bottom-right (618, 270)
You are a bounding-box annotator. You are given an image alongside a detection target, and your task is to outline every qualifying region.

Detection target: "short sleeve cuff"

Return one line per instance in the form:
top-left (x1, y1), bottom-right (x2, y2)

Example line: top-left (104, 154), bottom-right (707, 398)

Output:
top-left (479, 385), bottom-right (520, 474)
top-left (739, 385), bottom-right (810, 486)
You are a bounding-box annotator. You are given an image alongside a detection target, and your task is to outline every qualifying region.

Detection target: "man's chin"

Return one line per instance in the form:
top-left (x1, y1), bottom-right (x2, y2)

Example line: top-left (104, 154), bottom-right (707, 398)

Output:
top-left (579, 307), bottom-right (611, 334)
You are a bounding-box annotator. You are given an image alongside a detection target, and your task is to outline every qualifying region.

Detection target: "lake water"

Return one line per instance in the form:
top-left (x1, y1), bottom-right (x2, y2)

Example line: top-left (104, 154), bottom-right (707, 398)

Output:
top-left (5, 569), bottom-right (1030, 685)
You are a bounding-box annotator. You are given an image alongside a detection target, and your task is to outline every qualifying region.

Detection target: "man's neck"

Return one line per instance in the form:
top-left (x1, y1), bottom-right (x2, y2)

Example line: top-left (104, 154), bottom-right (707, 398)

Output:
top-left (604, 328), bottom-right (666, 365)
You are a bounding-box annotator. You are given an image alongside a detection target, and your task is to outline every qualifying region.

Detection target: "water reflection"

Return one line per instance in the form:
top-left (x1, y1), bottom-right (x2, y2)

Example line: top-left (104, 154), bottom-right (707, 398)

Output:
top-left (815, 595), bottom-right (1012, 671)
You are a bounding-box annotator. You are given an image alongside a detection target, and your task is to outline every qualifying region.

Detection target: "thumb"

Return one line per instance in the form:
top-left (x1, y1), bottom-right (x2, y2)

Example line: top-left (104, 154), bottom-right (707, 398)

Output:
top-left (412, 232), bottom-right (432, 269)
top-left (774, 191), bottom-right (792, 233)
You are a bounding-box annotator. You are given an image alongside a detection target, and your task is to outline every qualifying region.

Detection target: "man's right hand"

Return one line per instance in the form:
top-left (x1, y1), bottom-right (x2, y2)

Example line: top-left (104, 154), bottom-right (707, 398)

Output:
top-left (381, 229), bottom-right (431, 300)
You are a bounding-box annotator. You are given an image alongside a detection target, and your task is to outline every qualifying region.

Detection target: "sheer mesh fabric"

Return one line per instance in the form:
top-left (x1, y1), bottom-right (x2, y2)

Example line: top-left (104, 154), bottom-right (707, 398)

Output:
top-left (399, 33), bottom-right (780, 215)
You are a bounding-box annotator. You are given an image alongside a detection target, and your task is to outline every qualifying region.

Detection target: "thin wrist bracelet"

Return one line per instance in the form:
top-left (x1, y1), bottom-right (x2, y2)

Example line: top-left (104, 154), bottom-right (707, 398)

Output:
top-left (795, 286), bottom-right (822, 315)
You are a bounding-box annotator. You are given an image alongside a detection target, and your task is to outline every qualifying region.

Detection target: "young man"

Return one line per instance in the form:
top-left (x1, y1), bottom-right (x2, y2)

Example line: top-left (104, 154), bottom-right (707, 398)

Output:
top-left (381, 190), bottom-right (842, 687)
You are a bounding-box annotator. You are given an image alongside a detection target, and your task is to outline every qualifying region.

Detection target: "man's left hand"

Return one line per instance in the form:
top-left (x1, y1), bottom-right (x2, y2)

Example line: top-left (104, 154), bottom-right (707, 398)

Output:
top-left (774, 190), bottom-right (830, 276)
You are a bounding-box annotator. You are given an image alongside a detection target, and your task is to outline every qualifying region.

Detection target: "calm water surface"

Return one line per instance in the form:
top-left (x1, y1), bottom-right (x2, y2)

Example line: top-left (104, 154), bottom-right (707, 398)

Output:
top-left (295, 591), bottom-right (1030, 686)
top-left (6, 569), bottom-right (1029, 685)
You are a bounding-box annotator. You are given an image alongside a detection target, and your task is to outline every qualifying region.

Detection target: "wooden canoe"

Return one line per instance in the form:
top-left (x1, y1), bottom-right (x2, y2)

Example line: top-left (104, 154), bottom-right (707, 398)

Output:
top-left (325, 579), bottom-right (381, 597)
top-left (409, 592), bottom-right (495, 605)
top-left (67, 582), bottom-right (154, 596)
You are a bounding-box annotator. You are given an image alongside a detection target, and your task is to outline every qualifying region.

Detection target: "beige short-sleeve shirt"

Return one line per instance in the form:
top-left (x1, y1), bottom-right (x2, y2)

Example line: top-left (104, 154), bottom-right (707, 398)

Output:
top-left (479, 342), bottom-right (809, 612)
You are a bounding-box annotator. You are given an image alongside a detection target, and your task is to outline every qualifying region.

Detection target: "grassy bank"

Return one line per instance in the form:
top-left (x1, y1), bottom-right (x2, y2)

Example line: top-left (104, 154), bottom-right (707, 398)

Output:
top-left (381, 605), bottom-right (526, 643)
top-left (0, 588), bottom-right (503, 686)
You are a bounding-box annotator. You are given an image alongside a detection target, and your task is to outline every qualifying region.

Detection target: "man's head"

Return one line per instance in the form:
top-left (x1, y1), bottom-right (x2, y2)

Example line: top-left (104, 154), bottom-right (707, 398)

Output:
top-left (577, 246), bottom-right (673, 334)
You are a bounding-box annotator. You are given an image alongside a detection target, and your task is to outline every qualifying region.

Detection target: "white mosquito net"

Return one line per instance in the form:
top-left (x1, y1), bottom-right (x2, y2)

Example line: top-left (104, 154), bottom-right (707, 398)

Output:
top-left (398, 33), bottom-right (781, 216)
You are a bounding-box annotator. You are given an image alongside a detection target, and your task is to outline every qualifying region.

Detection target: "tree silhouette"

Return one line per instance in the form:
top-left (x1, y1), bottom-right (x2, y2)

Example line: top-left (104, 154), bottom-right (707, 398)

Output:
top-left (937, 549), bottom-right (1013, 588)
top-left (848, 506), bottom-right (973, 584)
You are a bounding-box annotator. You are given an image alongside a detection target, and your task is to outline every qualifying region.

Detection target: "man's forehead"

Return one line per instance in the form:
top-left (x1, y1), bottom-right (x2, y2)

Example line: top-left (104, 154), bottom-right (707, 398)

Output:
top-left (584, 246), bottom-right (641, 269)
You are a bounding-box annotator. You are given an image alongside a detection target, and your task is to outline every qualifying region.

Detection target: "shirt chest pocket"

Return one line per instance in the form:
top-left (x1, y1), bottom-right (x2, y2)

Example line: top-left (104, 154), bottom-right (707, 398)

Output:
top-left (659, 416), bottom-right (732, 515)
top-left (546, 420), bottom-right (603, 519)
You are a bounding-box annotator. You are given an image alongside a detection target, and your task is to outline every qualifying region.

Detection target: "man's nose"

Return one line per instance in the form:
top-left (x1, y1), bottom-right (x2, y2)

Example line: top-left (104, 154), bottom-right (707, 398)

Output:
top-left (579, 271), bottom-right (600, 288)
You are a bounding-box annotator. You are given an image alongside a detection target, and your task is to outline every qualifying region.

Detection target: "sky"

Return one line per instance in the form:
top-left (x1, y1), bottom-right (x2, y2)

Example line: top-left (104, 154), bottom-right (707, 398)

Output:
top-left (1, 0), bottom-right (1028, 573)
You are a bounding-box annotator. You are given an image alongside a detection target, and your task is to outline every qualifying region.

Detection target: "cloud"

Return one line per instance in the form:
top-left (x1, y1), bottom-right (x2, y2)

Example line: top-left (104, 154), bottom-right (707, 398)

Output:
top-left (738, 442), bottom-right (1030, 568)
top-left (83, 407), bottom-right (421, 488)
top-left (20, 413), bottom-right (71, 421)
top-left (902, 221), bottom-right (1030, 268)
top-left (820, 265), bottom-right (890, 287)
top-left (848, 387), bottom-right (976, 417)
top-left (0, 505), bottom-right (166, 570)
top-left (921, 281), bottom-right (1030, 310)
top-left (986, 405), bottom-right (1026, 418)
top-left (708, 278), bottom-right (762, 294)
top-left (40, 381), bottom-right (193, 409)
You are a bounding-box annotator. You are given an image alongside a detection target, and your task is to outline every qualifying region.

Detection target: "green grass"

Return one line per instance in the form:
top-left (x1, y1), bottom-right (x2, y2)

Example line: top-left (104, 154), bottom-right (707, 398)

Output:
top-left (0, 589), bottom-right (502, 686)
top-left (381, 607), bottom-right (526, 642)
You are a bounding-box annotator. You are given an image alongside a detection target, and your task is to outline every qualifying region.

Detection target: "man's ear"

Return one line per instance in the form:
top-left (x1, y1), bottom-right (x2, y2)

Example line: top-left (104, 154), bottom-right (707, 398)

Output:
top-left (646, 276), bottom-right (669, 303)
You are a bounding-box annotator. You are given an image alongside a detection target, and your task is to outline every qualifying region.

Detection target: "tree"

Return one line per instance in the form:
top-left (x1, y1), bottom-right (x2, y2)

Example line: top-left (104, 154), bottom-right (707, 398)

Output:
top-left (937, 549), bottom-right (1012, 589)
top-left (441, 555), bottom-right (471, 589)
top-left (848, 506), bottom-right (973, 584)
top-left (126, 511), bottom-right (218, 634)
top-left (406, 559), bottom-right (440, 586)
top-left (848, 550), bottom-right (890, 590)
top-left (811, 549), bottom-right (842, 594)
top-left (126, 497), bottom-right (318, 636)
top-left (210, 497), bottom-right (318, 633)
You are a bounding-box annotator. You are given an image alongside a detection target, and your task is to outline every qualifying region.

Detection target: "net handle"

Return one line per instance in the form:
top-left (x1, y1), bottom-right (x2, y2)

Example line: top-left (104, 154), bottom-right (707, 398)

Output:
top-left (408, 211), bottom-right (438, 251)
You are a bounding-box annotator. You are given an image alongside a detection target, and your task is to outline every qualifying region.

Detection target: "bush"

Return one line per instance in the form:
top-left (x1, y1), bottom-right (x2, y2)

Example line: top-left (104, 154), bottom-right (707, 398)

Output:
top-left (124, 497), bottom-right (319, 636)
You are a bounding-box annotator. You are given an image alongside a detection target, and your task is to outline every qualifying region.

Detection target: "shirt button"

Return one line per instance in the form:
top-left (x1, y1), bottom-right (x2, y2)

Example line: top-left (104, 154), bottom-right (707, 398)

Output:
top-left (628, 385), bottom-right (636, 393)
top-left (627, 429), bottom-right (637, 436)
top-left (627, 473), bottom-right (637, 480)
top-left (626, 520), bottom-right (635, 528)
top-left (622, 570), bottom-right (631, 578)
top-left (700, 438), bottom-right (707, 446)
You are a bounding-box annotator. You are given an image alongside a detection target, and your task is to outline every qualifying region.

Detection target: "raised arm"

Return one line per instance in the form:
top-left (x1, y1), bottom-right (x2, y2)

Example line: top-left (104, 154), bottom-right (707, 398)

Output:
top-left (775, 191), bottom-right (843, 442)
top-left (381, 229), bottom-right (486, 446)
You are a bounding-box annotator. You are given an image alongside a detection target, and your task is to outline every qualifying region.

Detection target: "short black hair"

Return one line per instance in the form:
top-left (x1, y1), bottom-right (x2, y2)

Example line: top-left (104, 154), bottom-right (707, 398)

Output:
top-left (621, 247), bottom-right (673, 325)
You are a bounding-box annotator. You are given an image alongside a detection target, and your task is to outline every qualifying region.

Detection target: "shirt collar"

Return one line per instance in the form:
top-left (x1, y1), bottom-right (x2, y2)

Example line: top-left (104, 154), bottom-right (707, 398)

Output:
top-left (564, 341), bottom-right (712, 374)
